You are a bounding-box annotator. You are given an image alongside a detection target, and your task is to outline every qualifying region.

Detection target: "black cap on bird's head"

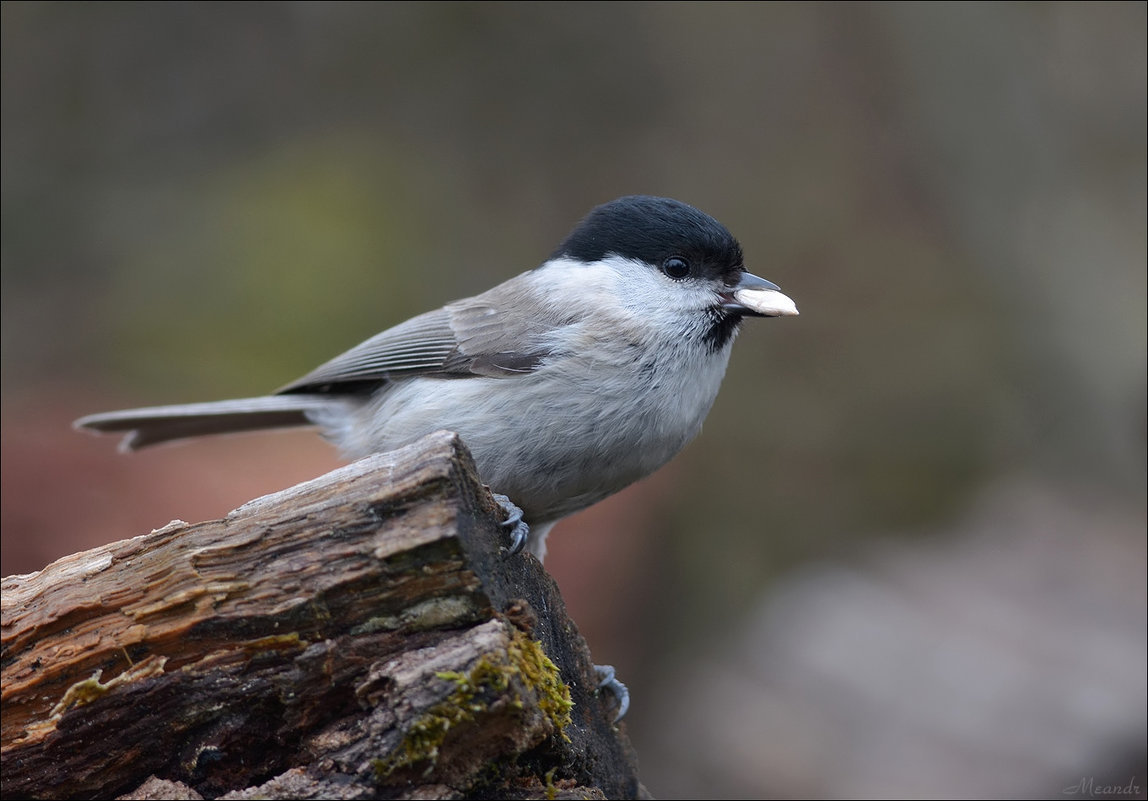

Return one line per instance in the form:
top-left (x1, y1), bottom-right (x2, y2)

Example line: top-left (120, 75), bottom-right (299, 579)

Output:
top-left (551, 195), bottom-right (798, 322)
top-left (551, 195), bottom-right (745, 285)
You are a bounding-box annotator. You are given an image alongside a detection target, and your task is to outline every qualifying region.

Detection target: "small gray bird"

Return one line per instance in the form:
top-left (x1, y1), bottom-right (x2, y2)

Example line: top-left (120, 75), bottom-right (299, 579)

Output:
top-left (76, 195), bottom-right (798, 561)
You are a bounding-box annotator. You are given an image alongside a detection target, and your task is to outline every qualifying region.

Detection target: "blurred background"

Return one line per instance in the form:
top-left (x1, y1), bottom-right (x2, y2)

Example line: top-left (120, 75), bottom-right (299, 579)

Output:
top-left (2, 3), bottom-right (1144, 798)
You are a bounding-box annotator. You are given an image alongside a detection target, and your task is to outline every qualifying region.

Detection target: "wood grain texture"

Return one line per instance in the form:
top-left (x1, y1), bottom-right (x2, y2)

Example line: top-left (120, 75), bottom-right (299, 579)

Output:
top-left (1, 430), bottom-right (641, 800)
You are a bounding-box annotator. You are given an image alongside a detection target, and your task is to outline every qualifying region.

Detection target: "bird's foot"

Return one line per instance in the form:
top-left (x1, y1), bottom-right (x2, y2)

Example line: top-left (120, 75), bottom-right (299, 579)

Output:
top-left (491, 492), bottom-right (529, 554)
top-left (594, 664), bottom-right (630, 723)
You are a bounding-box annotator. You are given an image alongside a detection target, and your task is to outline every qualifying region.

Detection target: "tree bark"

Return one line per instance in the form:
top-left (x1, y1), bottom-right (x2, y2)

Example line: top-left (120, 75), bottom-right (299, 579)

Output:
top-left (1, 430), bottom-right (642, 800)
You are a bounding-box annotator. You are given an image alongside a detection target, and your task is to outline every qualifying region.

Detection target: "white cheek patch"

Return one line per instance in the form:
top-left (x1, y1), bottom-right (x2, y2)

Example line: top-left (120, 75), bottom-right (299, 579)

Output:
top-left (734, 287), bottom-right (799, 317)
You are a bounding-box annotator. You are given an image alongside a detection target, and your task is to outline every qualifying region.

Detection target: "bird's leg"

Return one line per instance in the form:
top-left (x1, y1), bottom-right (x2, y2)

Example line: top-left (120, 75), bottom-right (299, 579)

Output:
top-left (490, 492), bottom-right (529, 554)
top-left (594, 664), bottom-right (630, 722)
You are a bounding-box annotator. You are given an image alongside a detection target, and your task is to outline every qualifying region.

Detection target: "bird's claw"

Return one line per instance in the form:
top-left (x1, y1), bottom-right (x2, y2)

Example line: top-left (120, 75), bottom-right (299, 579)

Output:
top-left (594, 664), bottom-right (630, 723)
top-left (491, 492), bottom-right (529, 554)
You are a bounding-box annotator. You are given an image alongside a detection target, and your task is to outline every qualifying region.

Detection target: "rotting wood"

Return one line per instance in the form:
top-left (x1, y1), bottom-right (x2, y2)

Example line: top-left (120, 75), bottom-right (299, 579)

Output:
top-left (1, 430), bottom-right (642, 800)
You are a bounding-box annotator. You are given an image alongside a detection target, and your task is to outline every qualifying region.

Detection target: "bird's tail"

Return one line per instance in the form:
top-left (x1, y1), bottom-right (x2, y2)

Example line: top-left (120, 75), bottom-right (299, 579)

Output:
top-left (74, 395), bottom-right (352, 451)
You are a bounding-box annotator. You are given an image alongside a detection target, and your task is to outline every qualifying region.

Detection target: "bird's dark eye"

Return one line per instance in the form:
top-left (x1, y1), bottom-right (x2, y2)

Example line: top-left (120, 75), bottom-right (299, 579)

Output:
top-left (662, 257), bottom-right (691, 280)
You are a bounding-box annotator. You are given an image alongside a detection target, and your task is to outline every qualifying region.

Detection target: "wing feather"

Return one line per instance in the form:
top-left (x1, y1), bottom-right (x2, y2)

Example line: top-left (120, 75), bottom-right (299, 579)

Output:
top-left (277, 278), bottom-right (560, 394)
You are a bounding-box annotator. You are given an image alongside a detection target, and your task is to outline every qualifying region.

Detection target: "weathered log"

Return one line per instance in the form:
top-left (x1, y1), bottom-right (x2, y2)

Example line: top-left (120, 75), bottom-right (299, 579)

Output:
top-left (1, 430), bottom-right (642, 800)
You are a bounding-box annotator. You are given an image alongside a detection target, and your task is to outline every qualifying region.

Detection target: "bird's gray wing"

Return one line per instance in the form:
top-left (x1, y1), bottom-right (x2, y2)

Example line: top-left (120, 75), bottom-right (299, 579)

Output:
top-left (277, 284), bottom-right (562, 395)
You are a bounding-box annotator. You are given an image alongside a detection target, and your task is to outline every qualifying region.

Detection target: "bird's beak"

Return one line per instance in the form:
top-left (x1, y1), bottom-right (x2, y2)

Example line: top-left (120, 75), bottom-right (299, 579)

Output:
top-left (723, 272), bottom-right (799, 317)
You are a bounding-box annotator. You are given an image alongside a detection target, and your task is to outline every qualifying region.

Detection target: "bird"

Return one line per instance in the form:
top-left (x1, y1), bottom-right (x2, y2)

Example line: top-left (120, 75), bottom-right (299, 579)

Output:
top-left (76, 195), bottom-right (798, 722)
top-left (76, 195), bottom-right (798, 561)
